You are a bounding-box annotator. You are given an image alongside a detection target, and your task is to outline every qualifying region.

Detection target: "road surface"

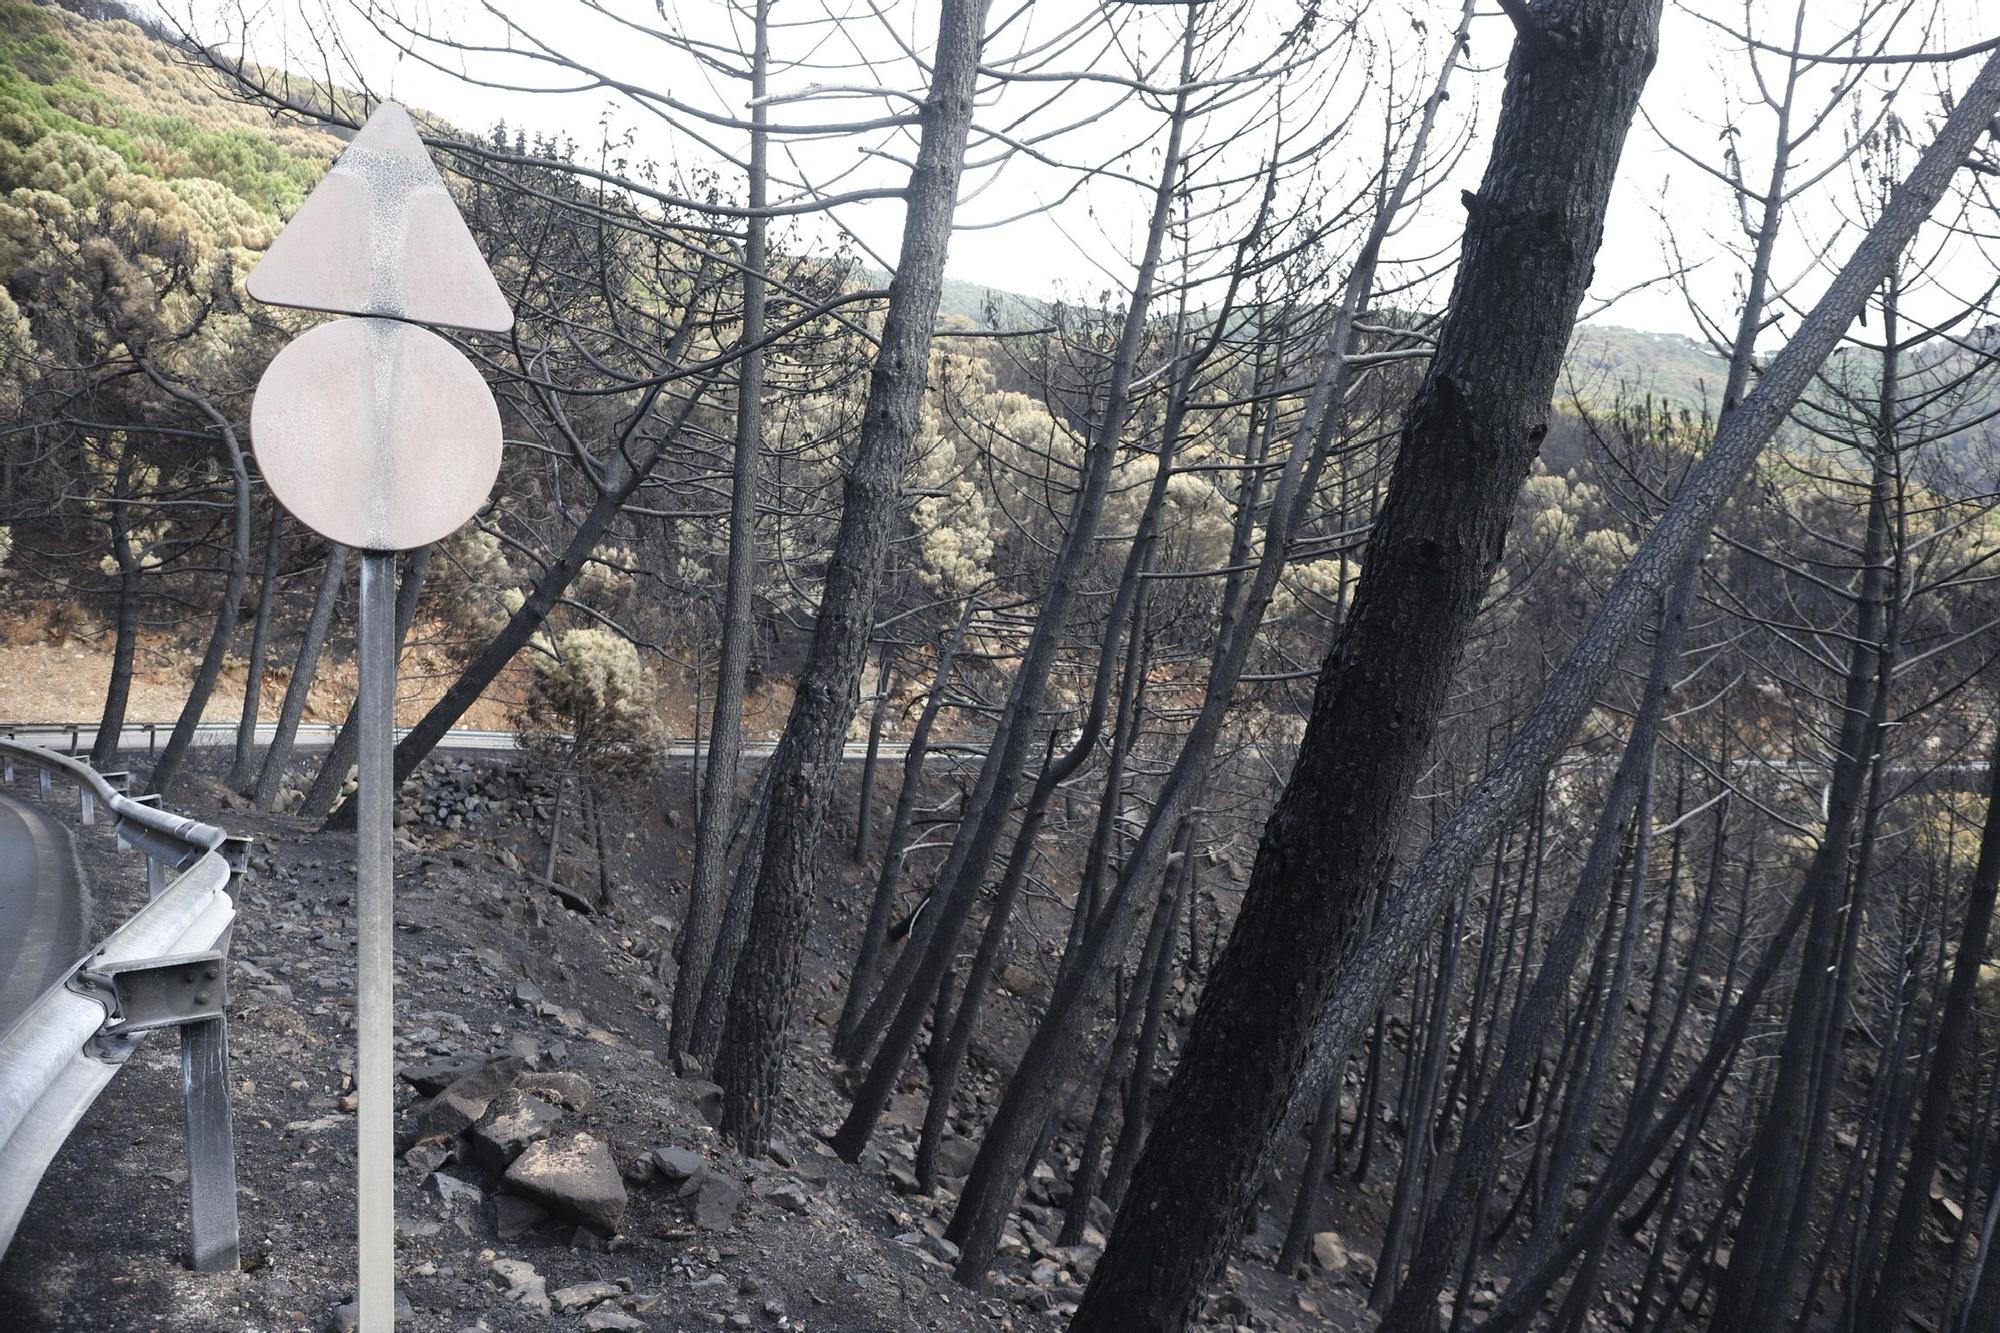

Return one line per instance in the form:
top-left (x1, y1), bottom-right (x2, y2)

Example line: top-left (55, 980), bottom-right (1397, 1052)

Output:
top-left (0, 794), bottom-right (85, 1037)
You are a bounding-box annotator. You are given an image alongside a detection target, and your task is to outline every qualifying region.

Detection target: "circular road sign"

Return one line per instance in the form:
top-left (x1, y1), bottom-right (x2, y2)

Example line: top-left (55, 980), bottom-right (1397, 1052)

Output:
top-left (251, 317), bottom-right (502, 551)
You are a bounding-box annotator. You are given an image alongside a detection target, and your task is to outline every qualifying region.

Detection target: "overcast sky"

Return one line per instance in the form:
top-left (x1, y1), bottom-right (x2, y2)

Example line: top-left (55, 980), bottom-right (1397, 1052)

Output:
top-left (178, 1), bottom-right (1998, 347)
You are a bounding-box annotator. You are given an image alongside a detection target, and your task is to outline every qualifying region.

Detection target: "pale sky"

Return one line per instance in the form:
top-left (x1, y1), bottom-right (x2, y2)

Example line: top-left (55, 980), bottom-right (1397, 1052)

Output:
top-left (173, 1), bottom-right (1999, 348)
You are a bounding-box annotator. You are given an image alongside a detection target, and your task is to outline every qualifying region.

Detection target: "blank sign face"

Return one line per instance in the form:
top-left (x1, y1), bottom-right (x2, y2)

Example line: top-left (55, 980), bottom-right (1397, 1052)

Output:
top-left (252, 318), bottom-right (502, 551)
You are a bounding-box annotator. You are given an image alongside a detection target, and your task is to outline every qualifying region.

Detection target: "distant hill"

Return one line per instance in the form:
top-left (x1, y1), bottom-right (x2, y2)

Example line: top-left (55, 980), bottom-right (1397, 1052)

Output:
top-left (1562, 324), bottom-right (1734, 413)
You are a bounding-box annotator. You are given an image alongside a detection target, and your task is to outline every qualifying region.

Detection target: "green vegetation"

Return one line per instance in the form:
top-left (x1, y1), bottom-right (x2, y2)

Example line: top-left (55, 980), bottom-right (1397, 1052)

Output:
top-left (0, 0), bottom-right (329, 234)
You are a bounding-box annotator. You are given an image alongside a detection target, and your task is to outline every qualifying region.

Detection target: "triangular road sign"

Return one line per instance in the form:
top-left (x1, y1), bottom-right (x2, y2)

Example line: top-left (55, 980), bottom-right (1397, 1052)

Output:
top-left (247, 102), bottom-right (513, 333)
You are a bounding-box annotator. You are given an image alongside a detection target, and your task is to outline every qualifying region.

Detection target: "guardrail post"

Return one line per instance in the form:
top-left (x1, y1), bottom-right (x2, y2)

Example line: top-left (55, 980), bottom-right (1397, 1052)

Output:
top-left (221, 836), bottom-right (253, 884)
top-left (180, 1009), bottom-right (240, 1272)
top-left (119, 793), bottom-right (163, 856)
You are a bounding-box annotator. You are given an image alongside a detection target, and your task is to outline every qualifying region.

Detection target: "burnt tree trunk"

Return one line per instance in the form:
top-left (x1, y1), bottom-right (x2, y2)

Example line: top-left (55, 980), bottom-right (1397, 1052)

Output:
top-left (227, 508), bottom-right (284, 790)
top-left (1069, 7), bottom-right (1665, 1327)
top-left (713, 0), bottom-right (992, 1156)
top-left (1863, 739), bottom-right (2000, 1328)
top-left (671, 0), bottom-right (770, 1064)
top-left (255, 542), bottom-right (348, 811)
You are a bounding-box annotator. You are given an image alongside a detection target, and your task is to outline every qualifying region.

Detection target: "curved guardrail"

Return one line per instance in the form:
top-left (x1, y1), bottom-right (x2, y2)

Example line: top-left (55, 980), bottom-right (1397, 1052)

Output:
top-left (0, 740), bottom-right (242, 1272)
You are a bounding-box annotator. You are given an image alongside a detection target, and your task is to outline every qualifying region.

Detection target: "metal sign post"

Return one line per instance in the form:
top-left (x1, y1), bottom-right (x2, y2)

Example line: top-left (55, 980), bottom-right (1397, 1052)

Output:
top-left (246, 102), bottom-right (512, 1332)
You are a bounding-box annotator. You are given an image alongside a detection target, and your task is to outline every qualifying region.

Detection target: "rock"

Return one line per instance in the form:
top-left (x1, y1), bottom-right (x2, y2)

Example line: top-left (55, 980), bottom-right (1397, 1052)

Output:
top-left (491, 1257), bottom-right (552, 1313)
top-left (326, 1292), bottom-right (415, 1330)
top-left (493, 1193), bottom-right (550, 1240)
top-left (503, 1132), bottom-right (628, 1234)
top-left (400, 1055), bottom-right (487, 1096)
top-left (692, 1171), bottom-right (742, 1231)
top-left (426, 1172), bottom-right (484, 1214)
top-left (651, 1146), bottom-right (709, 1193)
top-left (1206, 1291), bottom-right (1251, 1321)
top-left (933, 1134), bottom-right (979, 1179)
top-left (1312, 1230), bottom-right (1351, 1273)
top-left (414, 1059), bottom-right (523, 1142)
top-left (753, 1177), bottom-right (810, 1213)
top-left (551, 1279), bottom-right (625, 1313)
top-left (470, 1090), bottom-right (563, 1170)
top-left (581, 1312), bottom-right (645, 1332)
top-left (517, 1070), bottom-right (594, 1112)
top-left (402, 1140), bottom-right (450, 1176)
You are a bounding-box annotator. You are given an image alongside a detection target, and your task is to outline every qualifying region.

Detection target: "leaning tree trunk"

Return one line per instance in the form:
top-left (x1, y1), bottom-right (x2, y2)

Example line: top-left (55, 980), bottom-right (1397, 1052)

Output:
top-left (1067, 7), bottom-right (1667, 1327)
top-left (254, 543), bottom-right (348, 811)
top-left (1294, 44), bottom-right (2000, 1333)
top-left (946, 1), bottom-right (1476, 1283)
top-left (227, 508), bottom-right (284, 789)
top-left (670, 0), bottom-right (770, 1066)
top-left (832, 597), bottom-right (975, 1059)
top-left (92, 443), bottom-right (142, 771)
top-left (712, 0), bottom-right (992, 1158)
top-left (833, 10), bottom-right (1202, 1090)
top-left (1862, 739), bottom-right (2000, 1328)
top-left (145, 366), bottom-right (251, 800)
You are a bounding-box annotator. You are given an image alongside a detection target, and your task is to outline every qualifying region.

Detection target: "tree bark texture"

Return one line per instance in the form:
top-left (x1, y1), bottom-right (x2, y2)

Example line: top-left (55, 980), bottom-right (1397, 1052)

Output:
top-left (1070, 7), bottom-right (1666, 1327)
top-left (714, 0), bottom-right (992, 1157)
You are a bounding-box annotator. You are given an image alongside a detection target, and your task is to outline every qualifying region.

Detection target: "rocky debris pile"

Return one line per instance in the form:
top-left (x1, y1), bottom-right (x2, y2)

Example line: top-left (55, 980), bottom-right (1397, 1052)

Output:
top-left (399, 1054), bottom-right (629, 1242)
top-left (401, 759), bottom-right (544, 832)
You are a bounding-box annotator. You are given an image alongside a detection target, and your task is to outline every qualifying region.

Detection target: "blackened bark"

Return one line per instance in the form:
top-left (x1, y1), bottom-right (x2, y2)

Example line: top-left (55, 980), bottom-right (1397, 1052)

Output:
top-left (714, 0), bottom-right (991, 1157)
top-left (833, 9), bottom-right (1201, 1102)
top-left (672, 0), bottom-right (770, 1065)
top-left (227, 509), bottom-right (284, 790)
top-left (146, 366), bottom-right (251, 800)
top-left (1069, 7), bottom-right (1665, 1328)
top-left (92, 443), bottom-right (141, 771)
top-left (1863, 739), bottom-right (2000, 1328)
top-left (832, 598), bottom-right (974, 1060)
top-left (255, 543), bottom-right (348, 811)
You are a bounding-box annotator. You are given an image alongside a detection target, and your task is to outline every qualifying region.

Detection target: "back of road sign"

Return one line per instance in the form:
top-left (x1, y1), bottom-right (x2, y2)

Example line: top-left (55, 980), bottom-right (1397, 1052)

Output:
top-left (246, 101), bottom-right (512, 334)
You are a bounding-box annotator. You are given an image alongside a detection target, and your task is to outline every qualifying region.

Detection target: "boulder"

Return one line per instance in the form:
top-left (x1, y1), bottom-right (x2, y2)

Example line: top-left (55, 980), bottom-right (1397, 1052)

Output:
top-left (493, 1193), bottom-right (550, 1240)
top-left (681, 1079), bottom-right (725, 1129)
top-left (490, 1257), bottom-right (551, 1313)
top-left (326, 1291), bottom-right (414, 1331)
top-left (516, 1070), bottom-right (594, 1112)
top-left (691, 1171), bottom-right (742, 1231)
top-left (412, 1059), bottom-right (523, 1143)
top-left (399, 1055), bottom-right (487, 1096)
top-left (1311, 1230), bottom-right (1351, 1274)
top-left (933, 1134), bottom-right (979, 1179)
top-left (753, 1176), bottom-right (810, 1213)
top-left (503, 1132), bottom-right (628, 1234)
top-left (425, 1172), bottom-right (484, 1215)
top-left (650, 1146), bottom-right (708, 1194)
top-left (470, 1090), bottom-right (562, 1171)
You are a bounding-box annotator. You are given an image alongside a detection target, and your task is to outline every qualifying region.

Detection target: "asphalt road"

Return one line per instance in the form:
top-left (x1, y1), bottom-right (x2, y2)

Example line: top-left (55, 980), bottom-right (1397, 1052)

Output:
top-left (0, 794), bottom-right (85, 1036)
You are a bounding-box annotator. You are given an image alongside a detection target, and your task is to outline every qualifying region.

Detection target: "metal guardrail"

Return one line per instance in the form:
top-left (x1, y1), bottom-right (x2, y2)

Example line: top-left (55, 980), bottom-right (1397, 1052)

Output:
top-left (0, 721), bottom-right (982, 764)
top-left (0, 739), bottom-right (243, 1272)
top-left (0, 720), bottom-right (523, 757)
